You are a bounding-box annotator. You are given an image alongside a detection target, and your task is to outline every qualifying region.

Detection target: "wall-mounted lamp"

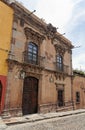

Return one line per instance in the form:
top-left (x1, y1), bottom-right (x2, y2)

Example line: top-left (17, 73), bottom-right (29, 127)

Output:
top-left (72, 46), bottom-right (81, 49)
top-left (49, 74), bottom-right (54, 83)
top-left (29, 10), bottom-right (36, 16)
top-left (20, 70), bottom-right (26, 79)
top-left (57, 33), bottom-right (66, 37)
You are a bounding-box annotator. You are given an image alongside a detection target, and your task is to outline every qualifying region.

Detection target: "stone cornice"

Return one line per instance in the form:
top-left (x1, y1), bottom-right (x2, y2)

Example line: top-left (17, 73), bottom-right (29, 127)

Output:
top-left (54, 32), bottom-right (73, 49)
top-left (10, 2), bottom-right (47, 35)
top-left (10, 1), bottom-right (73, 49)
top-left (10, 2), bottom-right (58, 40)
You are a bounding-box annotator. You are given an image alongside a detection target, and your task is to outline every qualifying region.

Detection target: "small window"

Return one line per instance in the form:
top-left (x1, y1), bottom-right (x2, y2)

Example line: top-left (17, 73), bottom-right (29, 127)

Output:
top-left (76, 92), bottom-right (80, 103)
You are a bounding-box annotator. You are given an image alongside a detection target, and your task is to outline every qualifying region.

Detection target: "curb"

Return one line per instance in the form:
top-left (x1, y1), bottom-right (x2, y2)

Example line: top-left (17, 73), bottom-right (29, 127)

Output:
top-left (2, 109), bottom-right (85, 126)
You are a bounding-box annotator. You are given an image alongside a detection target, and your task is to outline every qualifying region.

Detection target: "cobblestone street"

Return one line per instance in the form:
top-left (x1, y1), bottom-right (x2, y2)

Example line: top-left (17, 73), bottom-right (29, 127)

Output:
top-left (4, 113), bottom-right (85, 130)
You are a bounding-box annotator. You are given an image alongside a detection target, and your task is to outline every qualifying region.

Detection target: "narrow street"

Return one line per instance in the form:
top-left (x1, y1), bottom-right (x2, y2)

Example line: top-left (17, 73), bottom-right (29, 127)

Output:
top-left (5, 113), bottom-right (85, 130)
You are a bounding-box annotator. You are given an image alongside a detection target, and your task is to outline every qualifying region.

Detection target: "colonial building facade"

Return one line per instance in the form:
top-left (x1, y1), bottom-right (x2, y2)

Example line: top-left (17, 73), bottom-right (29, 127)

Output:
top-left (0, 1), bottom-right (13, 114)
top-left (73, 71), bottom-right (85, 110)
top-left (2, 1), bottom-right (74, 117)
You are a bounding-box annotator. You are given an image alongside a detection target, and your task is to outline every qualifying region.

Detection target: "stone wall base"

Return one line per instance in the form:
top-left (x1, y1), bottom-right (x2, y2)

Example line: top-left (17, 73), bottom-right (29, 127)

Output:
top-left (1, 102), bottom-right (74, 118)
top-left (1, 108), bottom-right (22, 118)
top-left (39, 103), bottom-right (57, 114)
top-left (39, 102), bottom-right (74, 114)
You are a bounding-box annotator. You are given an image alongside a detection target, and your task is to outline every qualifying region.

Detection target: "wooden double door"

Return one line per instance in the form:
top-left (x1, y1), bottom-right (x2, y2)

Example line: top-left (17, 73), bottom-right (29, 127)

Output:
top-left (22, 77), bottom-right (38, 115)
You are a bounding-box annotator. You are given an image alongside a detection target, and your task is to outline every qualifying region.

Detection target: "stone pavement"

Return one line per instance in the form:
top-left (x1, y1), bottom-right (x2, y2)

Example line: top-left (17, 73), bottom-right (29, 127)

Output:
top-left (0, 109), bottom-right (85, 128)
top-left (0, 117), bottom-right (7, 129)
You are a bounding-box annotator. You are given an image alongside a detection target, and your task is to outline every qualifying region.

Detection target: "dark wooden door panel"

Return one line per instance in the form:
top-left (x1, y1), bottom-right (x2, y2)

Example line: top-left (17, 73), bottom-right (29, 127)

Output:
top-left (58, 90), bottom-right (64, 107)
top-left (22, 77), bottom-right (38, 115)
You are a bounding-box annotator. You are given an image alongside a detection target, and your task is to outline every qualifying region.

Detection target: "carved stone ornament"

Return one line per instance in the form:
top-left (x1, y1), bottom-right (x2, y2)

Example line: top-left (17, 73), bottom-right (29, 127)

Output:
top-left (55, 73), bottom-right (66, 80)
top-left (55, 44), bottom-right (66, 56)
top-left (46, 23), bottom-right (57, 39)
top-left (56, 84), bottom-right (64, 90)
top-left (21, 64), bottom-right (43, 80)
top-left (24, 27), bottom-right (45, 43)
top-left (53, 36), bottom-right (72, 54)
top-left (6, 59), bottom-right (15, 71)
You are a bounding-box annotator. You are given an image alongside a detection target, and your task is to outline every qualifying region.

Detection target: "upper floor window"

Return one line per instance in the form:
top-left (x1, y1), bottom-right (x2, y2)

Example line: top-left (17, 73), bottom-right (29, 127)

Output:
top-left (25, 42), bottom-right (38, 64)
top-left (56, 54), bottom-right (63, 71)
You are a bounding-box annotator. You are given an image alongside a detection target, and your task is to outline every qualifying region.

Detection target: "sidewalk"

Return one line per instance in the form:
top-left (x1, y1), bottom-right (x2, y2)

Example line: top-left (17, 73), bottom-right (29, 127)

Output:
top-left (1, 109), bottom-right (85, 126)
top-left (0, 117), bottom-right (7, 129)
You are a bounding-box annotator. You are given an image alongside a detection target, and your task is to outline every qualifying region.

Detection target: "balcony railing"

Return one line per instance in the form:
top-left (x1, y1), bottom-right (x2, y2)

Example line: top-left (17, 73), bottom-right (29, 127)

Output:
top-left (54, 62), bottom-right (69, 74)
top-left (7, 52), bottom-right (69, 74)
top-left (23, 51), bottom-right (45, 68)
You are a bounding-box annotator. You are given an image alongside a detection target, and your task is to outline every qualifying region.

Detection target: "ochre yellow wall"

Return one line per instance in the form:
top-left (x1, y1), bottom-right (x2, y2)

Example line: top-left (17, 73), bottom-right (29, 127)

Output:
top-left (0, 1), bottom-right (13, 75)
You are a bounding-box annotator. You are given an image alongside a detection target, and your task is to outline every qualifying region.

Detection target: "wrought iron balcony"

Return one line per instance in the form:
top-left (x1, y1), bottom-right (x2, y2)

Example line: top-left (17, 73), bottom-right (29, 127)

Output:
top-left (23, 51), bottom-right (45, 68)
top-left (54, 62), bottom-right (69, 74)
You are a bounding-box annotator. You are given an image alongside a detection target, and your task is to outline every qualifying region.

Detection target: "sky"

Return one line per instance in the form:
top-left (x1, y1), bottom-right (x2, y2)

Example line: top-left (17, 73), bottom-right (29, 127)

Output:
top-left (17, 0), bottom-right (85, 71)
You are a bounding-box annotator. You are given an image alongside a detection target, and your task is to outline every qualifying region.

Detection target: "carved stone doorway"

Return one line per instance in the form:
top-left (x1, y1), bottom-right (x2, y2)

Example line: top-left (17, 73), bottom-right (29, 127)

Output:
top-left (22, 77), bottom-right (38, 115)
